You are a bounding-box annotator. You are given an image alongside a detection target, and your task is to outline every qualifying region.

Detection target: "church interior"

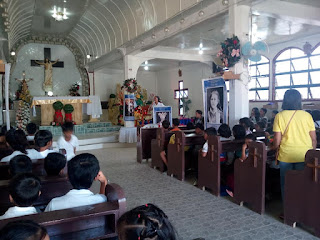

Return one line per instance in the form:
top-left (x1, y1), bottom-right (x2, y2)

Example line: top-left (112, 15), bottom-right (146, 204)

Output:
top-left (0, 0), bottom-right (319, 239)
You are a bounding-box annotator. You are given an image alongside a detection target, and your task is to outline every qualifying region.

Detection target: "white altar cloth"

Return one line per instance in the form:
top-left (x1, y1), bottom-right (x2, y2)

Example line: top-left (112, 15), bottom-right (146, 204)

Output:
top-left (119, 127), bottom-right (137, 143)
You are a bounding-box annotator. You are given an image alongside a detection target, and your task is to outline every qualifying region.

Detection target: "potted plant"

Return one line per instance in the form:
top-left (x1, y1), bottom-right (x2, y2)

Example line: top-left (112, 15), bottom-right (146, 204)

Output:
top-left (63, 104), bottom-right (74, 122)
top-left (52, 101), bottom-right (64, 126)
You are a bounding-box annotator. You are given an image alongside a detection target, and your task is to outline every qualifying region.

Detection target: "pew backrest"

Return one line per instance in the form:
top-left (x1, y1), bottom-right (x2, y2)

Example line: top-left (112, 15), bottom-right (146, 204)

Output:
top-left (137, 127), bottom-right (157, 162)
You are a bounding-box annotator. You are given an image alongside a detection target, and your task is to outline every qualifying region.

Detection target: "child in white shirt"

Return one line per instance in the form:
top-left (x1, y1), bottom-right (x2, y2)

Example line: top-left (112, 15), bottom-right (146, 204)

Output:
top-left (57, 122), bottom-right (79, 161)
top-left (34, 130), bottom-right (57, 159)
top-left (202, 128), bottom-right (217, 157)
top-left (45, 153), bottom-right (108, 212)
top-left (0, 173), bottom-right (41, 220)
top-left (26, 123), bottom-right (38, 142)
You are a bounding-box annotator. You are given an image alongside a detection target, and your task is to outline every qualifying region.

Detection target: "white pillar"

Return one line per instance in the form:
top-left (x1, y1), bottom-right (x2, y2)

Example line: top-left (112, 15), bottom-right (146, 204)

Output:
top-left (5, 64), bottom-right (11, 130)
top-left (123, 55), bottom-right (151, 127)
top-left (228, 2), bottom-right (250, 127)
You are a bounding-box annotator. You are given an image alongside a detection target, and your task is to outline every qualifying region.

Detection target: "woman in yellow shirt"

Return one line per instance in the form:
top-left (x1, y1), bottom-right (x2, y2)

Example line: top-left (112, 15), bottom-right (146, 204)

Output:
top-left (273, 89), bottom-right (317, 203)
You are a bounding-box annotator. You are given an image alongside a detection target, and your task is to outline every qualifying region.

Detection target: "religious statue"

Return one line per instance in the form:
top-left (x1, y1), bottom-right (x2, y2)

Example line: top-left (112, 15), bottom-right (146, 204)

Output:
top-left (35, 58), bottom-right (59, 92)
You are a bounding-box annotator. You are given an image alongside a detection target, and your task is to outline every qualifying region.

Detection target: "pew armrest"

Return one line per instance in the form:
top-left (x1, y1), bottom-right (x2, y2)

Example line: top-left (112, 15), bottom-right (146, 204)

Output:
top-left (105, 183), bottom-right (126, 216)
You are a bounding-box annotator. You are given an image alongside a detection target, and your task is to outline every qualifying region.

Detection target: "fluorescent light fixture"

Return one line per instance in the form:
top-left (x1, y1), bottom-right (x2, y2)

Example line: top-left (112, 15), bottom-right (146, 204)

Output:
top-left (199, 43), bottom-right (203, 49)
top-left (10, 51), bottom-right (15, 56)
top-left (198, 49), bottom-right (204, 55)
top-left (145, 60), bottom-right (148, 64)
top-left (144, 66), bottom-right (149, 71)
top-left (86, 54), bottom-right (91, 59)
top-left (48, 91), bottom-right (53, 96)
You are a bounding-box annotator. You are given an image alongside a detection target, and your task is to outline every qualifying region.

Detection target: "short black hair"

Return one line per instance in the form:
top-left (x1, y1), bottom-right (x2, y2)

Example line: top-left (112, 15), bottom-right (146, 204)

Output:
top-left (232, 125), bottom-right (246, 140)
top-left (0, 220), bottom-right (48, 240)
top-left (260, 108), bottom-right (267, 114)
top-left (61, 122), bottom-right (74, 132)
top-left (35, 130), bottom-right (53, 148)
top-left (26, 123), bottom-right (37, 135)
top-left (186, 122), bottom-right (195, 130)
top-left (195, 123), bottom-right (204, 131)
top-left (282, 89), bottom-right (302, 110)
top-left (172, 118), bottom-right (180, 127)
top-left (196, 110), bottom-right (202, 115)
top-left (67, 153), bottom-right (100, 189)
top-left (44, 153), bottom-right (67, 176)
top-left (5, 129), bottom-right (29, 154)
top-left (162, 120), bottom-right (170, 129)
top-left (9, 173), bottom-right (41, 207)
top-left (205, 127), bottom-right (217, 136)
top-left (218, 124), bottom-right (231, 138)
top-left (9, 155), bottom-right (32, 176)
top-left (312, 110), bottom-right (320, 122)
top-left (239, 117), bottom-right (253, 129)
top-left (272, 110), bottom-right (279, 115)
top-left (245, 134), bottom-right (257, 141)
top-left (256, 121), bottom-right (266, 130)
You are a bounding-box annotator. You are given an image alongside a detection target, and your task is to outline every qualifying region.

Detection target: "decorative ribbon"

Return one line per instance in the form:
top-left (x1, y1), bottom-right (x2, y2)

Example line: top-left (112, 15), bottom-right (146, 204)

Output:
top-left (231, 49), bottom-right (240, 57)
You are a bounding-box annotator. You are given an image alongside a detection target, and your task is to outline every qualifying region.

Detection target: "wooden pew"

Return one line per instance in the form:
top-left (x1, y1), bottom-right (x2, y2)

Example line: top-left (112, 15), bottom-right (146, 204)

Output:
top-left (137, 127), bottom-right (157, 163)
top-left (0, 183), bottom-right (126, 240)
top-left (0, 175), bottom-right (72, 215)
top-left (167, 131), bottom-right (205, 181)
top-left (198, 137), bottom-right (244, 196)
top-left (284, 150), bottom-right (320, 237)
top-left (151, 128), bottom-right (169, 172)
top-left (234, 141), bottom-right (267, 214)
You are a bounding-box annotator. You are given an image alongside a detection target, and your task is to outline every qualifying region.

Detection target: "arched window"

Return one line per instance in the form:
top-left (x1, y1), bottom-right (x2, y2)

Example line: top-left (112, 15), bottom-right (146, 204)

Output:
top-left (248, 56), bottom-right (270, 101)
top-left (274, 46), bottom-right (320, 100)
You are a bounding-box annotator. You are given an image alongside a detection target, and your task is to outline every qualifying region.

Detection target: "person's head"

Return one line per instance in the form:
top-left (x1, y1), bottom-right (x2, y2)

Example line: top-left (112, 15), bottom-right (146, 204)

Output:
top-left (0, 125), bottom-right (8, 137)
top-left (311, 110), bottom-right (320, 122)
top-left (154, 96), bottom-right (160, 104)
top-left (45, 58), bottom-right (49, 63)
top-left (195, 110), bottom-right (202, 118)
top-left (260, 108), bottom-right (267, 117)
top-left (162, 120), bottom-right (170, 130)
top-left (255, 121), bottom-right (266, 132)
top-left (195, 123), bottom-right (204, 135)
top-left (251, 107), bottom-right (259, 117)
top-left (117, 203), bottom-right (176, 240)
top-left (5, 129), bottom-right (29, 154)
top-left (172, 118), bottom-right (180, 128)
top-left (26, 123), bottom-right (37, 136)
top-left (61, 122), bottom-right (74, 139)
top-left (232, 125), bottom-right (246, 140)
top-left (282, 89), bottom-right (302, 110)
top-left (239, 117), bottom-right (253, 130)
top-left (186, 122), bottom-right (194, 130)
top-left (9, 173), bottom-right (41, 207)
top-left (272, 110), bottom-right (279, 118)
top-left (245, 134), bottom-right (256, 145)
top-left (218, 124), bottom-right (231, 138)
top-left (67, 153), bottom-right (100, 189)
top-left (44, 153), bottom-right (67, 176)
top-left (209, 91), bottom-right (220, 109)
top-left (9, 155), bottom-right (32, 176)
top-left (204, 127), bottom-right (217, 140)
top-left (0, 220), bottom-right (49, 240)
top-left (35, 130), bottom-right (53, 149)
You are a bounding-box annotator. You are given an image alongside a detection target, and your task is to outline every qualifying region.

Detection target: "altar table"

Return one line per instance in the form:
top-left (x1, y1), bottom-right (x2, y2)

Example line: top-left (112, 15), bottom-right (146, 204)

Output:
top-left (31, 96), bottom-right (91, 126)
top-left (119, 127), bottom-right (137, 143)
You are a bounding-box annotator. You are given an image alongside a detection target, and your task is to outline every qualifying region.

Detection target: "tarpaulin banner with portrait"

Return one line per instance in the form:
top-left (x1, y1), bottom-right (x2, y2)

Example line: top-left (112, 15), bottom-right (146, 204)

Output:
top-left (153, 106), bottom-right (172, 127)
top-left (202, 77), bottom-right (227, 129)
top-left (124, 94), bottom-right (135, 121)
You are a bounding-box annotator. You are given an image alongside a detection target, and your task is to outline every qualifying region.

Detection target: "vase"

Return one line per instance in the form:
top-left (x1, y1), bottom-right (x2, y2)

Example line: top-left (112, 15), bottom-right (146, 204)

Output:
top-left (54, 110), bottom-right (64, 126)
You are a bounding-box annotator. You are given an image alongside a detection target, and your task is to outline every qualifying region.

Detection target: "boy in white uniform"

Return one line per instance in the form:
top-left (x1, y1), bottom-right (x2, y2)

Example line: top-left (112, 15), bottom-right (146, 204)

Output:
top-left (34, 130), bottom-right (56, 159)
top-left (57, 122), bottom-right (79, 161)
top-left (0, 173), bottom-right (41, 220)
top-left (45, 153), bottom-right (108, 212)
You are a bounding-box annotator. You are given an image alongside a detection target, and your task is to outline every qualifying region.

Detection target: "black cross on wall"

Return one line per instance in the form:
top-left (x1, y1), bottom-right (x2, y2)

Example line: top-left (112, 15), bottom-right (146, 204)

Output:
top-left (31, 48), bottom-right (64, 68)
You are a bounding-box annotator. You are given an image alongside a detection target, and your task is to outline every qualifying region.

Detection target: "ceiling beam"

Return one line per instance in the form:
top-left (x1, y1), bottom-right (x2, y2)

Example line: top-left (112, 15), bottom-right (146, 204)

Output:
top-left (253, 0), bottom-right (320, 26)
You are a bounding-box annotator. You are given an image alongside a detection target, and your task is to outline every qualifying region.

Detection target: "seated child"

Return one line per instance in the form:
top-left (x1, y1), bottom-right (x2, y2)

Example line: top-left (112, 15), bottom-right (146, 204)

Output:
top-left (45, 153), bottom-right (107, 211)
top-left (218, 124), bottom-right (232, 141)
top-left (117, 203), bottom-right (176, 240)
top-left (1, 129), bottom-right (40, 162)
top-left (232, 125), bottom-right (246, 140)
top-left (9, 155), bottom-right (32, 176)
top-left (194, 110), bottom-right (204, 125)
top-left (26, 123), bottom-right (38, 142)
top-left (35, 130), bottom-right (56, 159)
top-left (255, 121), bottom-right (266, 132)
top-left (239, 117), bottom-right (253, 135)
top-left (201, 128), bottom-right (217, 157)
top-left (57, 122), bottom-right (79, 161)
top-left (195, 123), bottom-right (204, 136)
top-left (170, 118), bottom-right (180, 132)
top-left (0, 173), bottom-right (41, 220)
top-left (0, 220), bottom-right (49, 240)
top-left (161, 119), bottom-right (170, 130)
top-left (44, 153), bottom-right (67, 177)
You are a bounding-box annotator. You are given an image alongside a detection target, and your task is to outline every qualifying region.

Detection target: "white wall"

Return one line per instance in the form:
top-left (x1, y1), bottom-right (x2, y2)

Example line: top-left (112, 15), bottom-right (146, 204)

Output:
top-left (156, 62), bottom-right (214, 117)
top-left (11, 43), bottom-right (81, 97)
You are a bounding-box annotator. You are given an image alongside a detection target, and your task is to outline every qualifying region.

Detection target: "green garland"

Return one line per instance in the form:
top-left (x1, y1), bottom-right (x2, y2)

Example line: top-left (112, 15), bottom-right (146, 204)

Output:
top-left (53, 101), bottom-right (64, 110)
top-left (63, 104), bottom-right (74, 114)
top-left (122, 79), bottom-right (137, 93)
top-left (217, 35), bottom-right (241, 68)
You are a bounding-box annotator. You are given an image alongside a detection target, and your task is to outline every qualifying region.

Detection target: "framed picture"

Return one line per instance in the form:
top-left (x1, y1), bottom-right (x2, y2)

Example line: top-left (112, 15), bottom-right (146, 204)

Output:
top-left (202, 77), bottom-right (227, 129)
top-left (153, 106), bottom-right (172, 126)
top-left (124, 94), bottom-right (135, 121)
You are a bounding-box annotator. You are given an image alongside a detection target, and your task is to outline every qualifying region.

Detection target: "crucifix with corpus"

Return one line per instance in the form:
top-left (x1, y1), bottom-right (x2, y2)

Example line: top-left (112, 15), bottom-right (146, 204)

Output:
top-left (31, 48), bottom-right (64, 93)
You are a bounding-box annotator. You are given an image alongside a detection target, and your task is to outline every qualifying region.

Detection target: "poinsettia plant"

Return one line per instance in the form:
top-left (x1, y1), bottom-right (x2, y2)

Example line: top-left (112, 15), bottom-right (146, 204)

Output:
top-left (217, 35), bottom-right (241, 68)
top-left (122, 79), bottom-right (137, 93)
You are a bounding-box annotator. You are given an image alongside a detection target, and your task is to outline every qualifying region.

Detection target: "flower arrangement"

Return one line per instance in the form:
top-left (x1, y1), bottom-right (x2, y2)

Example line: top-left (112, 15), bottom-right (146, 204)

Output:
top-left (63, 104), bottom-right (74, 123)
top-left (69, 82), bottom-right (81, 96)
top-left (51, 101), bottom-right (64, 126)
top-left (15, 80), bottom-right (33, 130)
top-left (217, 35), bottom-right (241, 68)
top-left (122, 79), bottom-right (137, 93)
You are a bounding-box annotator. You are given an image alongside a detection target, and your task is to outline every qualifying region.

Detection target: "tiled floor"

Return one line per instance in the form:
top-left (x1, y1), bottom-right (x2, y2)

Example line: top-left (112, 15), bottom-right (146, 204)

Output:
top-left (82, 145), bottom-right (318, 240)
